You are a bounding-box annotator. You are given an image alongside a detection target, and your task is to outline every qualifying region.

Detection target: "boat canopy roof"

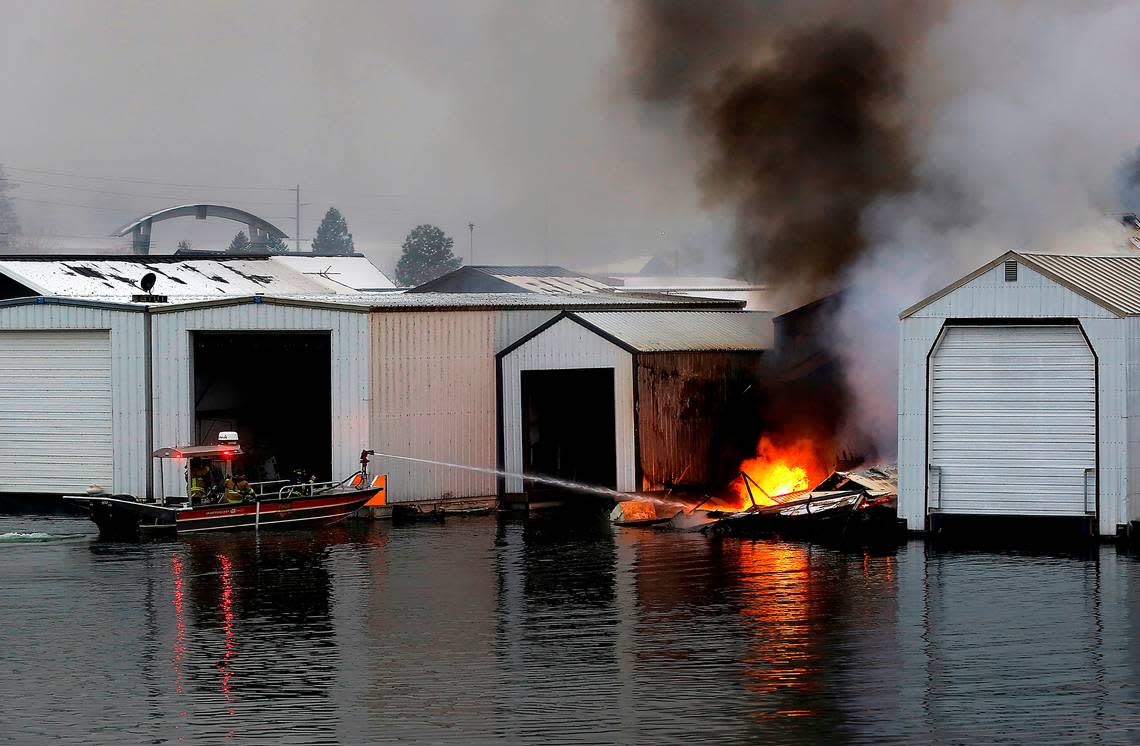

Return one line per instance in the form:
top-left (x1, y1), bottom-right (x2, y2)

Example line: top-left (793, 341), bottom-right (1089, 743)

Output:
top-left (152, 445), bottom-right (242, 459)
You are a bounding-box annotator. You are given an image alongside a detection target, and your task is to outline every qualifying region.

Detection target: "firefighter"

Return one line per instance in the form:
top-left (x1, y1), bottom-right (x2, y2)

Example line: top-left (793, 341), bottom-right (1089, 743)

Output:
top-left (223, 478), bottom-right (243, 504)
top-left (189, 462), bottom-right (210, 503)
top-left (235, 474), bottom-right (255, 500)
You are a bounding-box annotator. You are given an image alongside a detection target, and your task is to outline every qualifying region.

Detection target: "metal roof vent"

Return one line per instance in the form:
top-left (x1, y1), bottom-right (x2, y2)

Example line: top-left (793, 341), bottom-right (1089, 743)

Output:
top-left (1004, 260), bottom-right (1018, 282)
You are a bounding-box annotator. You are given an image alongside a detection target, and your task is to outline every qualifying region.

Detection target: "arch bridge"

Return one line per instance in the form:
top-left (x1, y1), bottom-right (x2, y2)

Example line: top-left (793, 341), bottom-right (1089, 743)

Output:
top-left (113, 204), bottom-right (290, 255)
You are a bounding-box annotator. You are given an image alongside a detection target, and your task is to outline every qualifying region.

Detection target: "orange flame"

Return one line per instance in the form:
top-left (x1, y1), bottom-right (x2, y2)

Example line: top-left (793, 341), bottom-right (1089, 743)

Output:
top-left (730, 435), bottom-right (828, 510)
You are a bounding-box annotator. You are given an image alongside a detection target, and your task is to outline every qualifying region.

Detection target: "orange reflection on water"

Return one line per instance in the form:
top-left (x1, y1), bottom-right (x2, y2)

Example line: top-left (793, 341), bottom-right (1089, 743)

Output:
top-left (734, 540), bottom-right (817, 712)
top-left (171, 555), bottom-right (186, 698)
top-left (218, 553), bottom-right (236, 714)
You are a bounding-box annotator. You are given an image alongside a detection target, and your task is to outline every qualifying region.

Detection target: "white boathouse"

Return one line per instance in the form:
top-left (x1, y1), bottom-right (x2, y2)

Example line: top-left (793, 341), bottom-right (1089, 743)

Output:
top-left (898, 251), bottom-right (1140, 537)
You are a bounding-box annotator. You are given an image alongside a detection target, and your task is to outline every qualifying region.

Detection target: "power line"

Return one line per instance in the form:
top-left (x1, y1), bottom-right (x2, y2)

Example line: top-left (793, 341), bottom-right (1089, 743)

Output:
top-left (4, 163), bottom-right (480, 207)
top-left (9, 196), bottom-right (143, 213)
top-left (5, 177), bottom-right (299, 207)
top-left (2, 165), bottom-right (294, 192)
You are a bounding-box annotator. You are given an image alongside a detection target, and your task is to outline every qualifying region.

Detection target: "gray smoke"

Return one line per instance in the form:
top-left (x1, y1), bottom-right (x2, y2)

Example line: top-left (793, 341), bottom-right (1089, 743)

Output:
top-left (620, 0), bottom-right (1140, 456)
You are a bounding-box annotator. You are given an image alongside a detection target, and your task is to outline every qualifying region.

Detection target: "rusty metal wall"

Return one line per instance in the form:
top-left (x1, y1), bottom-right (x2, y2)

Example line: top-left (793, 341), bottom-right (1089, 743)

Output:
top-left (635, 351), bottom-right (765, 490)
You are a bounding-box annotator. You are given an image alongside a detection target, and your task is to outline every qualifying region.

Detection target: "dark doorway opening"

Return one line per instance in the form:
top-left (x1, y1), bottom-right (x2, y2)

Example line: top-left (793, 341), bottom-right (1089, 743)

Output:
top-left (193, 332), bottom-right (331, 482)
top-left (521, 368), bottom-right (617, 492)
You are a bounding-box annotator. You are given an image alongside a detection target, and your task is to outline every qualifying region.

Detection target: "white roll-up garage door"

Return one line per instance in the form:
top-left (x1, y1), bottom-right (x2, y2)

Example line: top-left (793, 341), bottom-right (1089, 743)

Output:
top-left (0, 331), bottom-right (113, 493)
top-left (929, 325), bottom-right (1096, 517)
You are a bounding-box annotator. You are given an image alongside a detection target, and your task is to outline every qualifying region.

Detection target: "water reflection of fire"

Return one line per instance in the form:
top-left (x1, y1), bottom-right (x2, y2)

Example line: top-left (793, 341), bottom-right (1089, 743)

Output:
top-left (171, 555), bottom-right (186, 698)
top-left (726, 435), bottom-right (830, 511)
top-left (218, 553), bottom-right (236, 714)
top-left (736, 539), bottom-right (817, 717)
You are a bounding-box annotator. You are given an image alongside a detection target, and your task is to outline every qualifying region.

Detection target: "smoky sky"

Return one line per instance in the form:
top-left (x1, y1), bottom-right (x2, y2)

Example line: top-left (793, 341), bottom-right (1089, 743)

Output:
top-left (0, 0), bottom-right (717, 270)
top-left (620, 0), bottom-right (946, 299)
top-left (620, 0), bottom-right (1140, 455)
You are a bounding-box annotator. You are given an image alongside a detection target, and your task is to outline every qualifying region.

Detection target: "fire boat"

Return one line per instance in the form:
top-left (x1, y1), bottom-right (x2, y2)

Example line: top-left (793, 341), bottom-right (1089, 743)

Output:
top-left (64, 433), bottom-right (386, 539)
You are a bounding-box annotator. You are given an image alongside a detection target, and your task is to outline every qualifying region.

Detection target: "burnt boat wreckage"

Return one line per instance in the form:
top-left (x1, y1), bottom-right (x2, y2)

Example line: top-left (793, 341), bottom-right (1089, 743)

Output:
top-left (64, 433), bottom-right (387, 539)
top-left (611, 464), bottom-right (902, 543)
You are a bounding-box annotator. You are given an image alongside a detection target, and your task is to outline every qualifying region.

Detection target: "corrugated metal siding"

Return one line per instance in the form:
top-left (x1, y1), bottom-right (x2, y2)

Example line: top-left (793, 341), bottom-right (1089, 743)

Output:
top-left (898, 260), bottom-right (1129, 535)
top-left (500, 316), bottom-right (635, 493)
top-left (1127, 317), bottom-right (1140, 525)
top-left (897, 317), bottom-right (944, 529)
top-left (1086, 317), bottom-right (1128, 532)
top-left (0, 331), bottom-right (112, 492)
top-left (636, 351), bottom-right (765, 489)
top-left (369, 309), bottom-right (556, 503)
top-left (574, 311), bottom-right (773, 351)
top-left (151, 302), bottom-right (370, 497)
top-left (0, 304), bottom-right (147, 496)
top-left (929, 326), bottom-right (1095, 516)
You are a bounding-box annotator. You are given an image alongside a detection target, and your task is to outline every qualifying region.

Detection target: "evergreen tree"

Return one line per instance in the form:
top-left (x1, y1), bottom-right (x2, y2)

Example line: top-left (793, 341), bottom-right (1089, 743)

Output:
top-left (0, 165), bottom-right (22, 251)
top-left (395, 224), bottom-right (462, 286)
top-left (265, 234), bottom-right (290, 254)
top-left (310, 207), bottom-right (354, 254)
top-left (227, 230), bottom-right (251, 253)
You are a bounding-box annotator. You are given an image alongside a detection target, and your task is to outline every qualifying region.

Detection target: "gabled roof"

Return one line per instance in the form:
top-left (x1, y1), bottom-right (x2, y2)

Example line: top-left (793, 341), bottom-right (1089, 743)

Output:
top-left (498, 310), bottom-right (771, 358)
top-left (575, 311), bottom-right (772, 351)
top-left (0, 254), bottom-right (394, 301)
top-left (408, 265), bottom-right (611, 294)
top-left (144, 291), bottom-right (742, 313)
top-left (900, 250), bottom-right (1140, 319)
top-left (1017, 253), bottom-right (1140, 315)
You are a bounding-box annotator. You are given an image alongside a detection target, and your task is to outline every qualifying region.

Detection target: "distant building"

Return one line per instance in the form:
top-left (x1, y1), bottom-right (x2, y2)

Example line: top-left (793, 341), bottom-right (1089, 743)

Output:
top-left (605, 275), bottom-right (769, 312)
top-left (580, 255), bottom-right (678, 277)
top-left (408, 265), bottom-right (611, 294)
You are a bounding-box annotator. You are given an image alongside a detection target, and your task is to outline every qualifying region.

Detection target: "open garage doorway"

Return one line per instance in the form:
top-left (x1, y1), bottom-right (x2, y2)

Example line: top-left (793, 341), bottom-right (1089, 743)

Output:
top-left (521, 368), bottom-right (617, 492)
top-left (193, 332), bottom-right (331, 483)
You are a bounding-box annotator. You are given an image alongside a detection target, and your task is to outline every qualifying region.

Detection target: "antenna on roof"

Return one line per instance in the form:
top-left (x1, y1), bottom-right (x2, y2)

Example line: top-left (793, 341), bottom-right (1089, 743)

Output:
top-left (132, 272), bottom-right (166, 303)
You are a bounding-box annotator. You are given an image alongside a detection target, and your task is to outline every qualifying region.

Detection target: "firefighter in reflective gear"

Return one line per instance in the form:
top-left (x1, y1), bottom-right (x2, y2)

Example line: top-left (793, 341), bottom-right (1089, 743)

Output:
top-left (224, 475), bottom-right (255, 503)
top-left (223, 478), bottom-right (242, 504)
top-left (189, 463), bottom-right (210, 503)
top-left (236, 475), bottom-right (255, 499)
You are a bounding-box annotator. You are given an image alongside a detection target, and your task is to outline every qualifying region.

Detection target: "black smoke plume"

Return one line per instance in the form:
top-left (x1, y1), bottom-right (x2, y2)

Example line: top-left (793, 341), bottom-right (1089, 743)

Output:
top-left (621, 0), bottom-right (939, 300)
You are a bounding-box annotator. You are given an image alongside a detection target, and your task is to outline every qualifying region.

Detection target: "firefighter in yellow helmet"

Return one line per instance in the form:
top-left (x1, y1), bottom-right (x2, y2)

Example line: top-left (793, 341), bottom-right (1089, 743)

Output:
top-left (224, 474), bottom-right (255, 504)
top-left (223, 478), bottom-right (242, 504)
top-left (189, 462), bottom-right (210, 504)
top-left (236, 475), bottom-right (255, 500)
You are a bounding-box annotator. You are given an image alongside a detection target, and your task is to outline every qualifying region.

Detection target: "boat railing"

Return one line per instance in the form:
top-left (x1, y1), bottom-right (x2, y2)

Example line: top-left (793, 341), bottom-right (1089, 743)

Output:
top-left (275, 480), bottom-right (342, 501)
top-left (247, 479), bottom-right (290, 497)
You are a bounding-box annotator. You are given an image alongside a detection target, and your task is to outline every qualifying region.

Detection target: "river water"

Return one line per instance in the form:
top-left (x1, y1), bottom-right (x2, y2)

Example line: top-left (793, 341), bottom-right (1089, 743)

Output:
top-left (2, 509), bottom-right (1139, 744)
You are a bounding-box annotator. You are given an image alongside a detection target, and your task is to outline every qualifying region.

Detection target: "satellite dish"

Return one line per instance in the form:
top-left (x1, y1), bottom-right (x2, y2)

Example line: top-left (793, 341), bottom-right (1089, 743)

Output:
top-left (140, 272), bottom-right (157, 293)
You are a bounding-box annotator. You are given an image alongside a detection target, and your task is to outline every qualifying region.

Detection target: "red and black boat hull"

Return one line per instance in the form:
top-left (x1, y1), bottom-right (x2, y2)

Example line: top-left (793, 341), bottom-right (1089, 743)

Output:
top-left (173, 493), bottom-right (376, 533)
top-left (74, 488), bottom-right (381, 539)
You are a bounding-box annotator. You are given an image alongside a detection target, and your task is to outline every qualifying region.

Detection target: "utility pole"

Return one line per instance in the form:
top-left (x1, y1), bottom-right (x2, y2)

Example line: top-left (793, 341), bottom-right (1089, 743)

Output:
top-left (468, 222), bottom-right (475, 265)
top-left (293, 185), bottom-right (301, 253)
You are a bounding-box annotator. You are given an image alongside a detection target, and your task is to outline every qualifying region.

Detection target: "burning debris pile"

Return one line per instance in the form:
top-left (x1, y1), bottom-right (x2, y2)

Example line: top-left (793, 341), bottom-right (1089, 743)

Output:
top-left (730, 435), bottom-right (829, 510)
top-left (611, 463), bottom-right (900, 543)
